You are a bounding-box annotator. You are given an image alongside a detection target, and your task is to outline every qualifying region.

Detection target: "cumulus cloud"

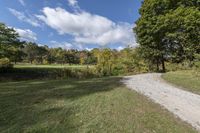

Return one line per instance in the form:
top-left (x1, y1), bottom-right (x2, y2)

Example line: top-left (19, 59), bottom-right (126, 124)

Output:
top-left (50, 41), bottom-right (73, 50)
top-left (36, 7), bottom-right (113, 36)
top-left (36, 7), bottom-right (136, 47)
top-left (8, 8), bottom-right (40, 27)
top-left (18, 0), bottom-right (25, 6)
top-left (15, 28), bottom-right (37, 42)
top-left (74, 23), bottom-right (134, 46)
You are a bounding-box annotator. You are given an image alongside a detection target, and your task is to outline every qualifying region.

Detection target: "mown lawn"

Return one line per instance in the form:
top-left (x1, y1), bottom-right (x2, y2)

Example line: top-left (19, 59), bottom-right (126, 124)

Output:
top-left (0, 77), bottom-right (196, 133)
top-left (162, 70), bottom-right (200, 95)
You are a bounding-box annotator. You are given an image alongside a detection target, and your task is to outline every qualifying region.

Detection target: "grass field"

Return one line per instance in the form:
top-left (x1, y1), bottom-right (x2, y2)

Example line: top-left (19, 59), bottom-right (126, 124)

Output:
top-left (162, 70), bottom-right (200, 95)
top-left (0, 77), bottom-right (196, 133)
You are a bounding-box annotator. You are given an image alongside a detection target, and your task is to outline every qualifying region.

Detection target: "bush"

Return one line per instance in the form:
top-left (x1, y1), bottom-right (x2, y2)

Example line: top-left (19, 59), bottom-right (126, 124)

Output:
top-left (194, 54), bottom-right (200, 70)
top-left (112, 65), bottom-right (125, 76)
top-left (166, 61), bottom-right (193, 72)
top-left (0, 58), bottom-right (13, 69)
top-left (0, 67), bottom-right (100, 81)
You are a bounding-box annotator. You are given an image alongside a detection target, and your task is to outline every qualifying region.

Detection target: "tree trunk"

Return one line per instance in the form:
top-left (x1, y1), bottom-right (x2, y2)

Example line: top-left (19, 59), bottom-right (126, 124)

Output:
top-left (156, 58), bottom-right (159, 72)
top-left (161, 59), bottom-right (165, 72)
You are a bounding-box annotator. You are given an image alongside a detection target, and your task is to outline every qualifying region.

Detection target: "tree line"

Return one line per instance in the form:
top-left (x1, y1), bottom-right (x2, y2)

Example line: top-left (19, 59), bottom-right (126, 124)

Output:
top-left (0, 22), bottom-right (147, 76)
top-left (18, 42), bottom-right (98, 65)
top-left (0, 23), bottom-right (96, 65)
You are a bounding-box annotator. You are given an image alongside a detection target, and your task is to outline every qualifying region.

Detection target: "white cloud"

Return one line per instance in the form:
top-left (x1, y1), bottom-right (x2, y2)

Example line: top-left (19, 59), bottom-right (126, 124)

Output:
top-left (116, 46), bottom-right (124, 51)
top-left (36, 7), bottom-right (113, 36)
top-left (67, 0), bottom-right (81, 12)
top-left (18, 0), bottom-right (25, 6)
top-left (74, 23), bottom-right (134, 46)
top-left (38, 43), bottom-right (45, 46)
top-left (50, 41), bottom-right (73, 50)
top-left (8, 8), bottom-right (41, 27)
top-left (36, 7), bottom-right (137, 47)
top-left (85, 48), bottom-right (92, 51)
top-left (68, 0), bottom-right (78, 7)
top-left (15, 28), bottom-right (37, 42)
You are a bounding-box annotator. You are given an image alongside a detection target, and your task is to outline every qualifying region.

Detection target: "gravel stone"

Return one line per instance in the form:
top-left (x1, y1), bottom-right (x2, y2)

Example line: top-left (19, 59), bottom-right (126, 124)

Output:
top-left (122, 73), bottom-right (200, 131)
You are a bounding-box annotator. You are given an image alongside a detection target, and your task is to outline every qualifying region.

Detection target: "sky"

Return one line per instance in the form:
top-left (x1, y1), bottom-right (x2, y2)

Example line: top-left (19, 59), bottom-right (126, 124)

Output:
top-left (0, 0), bottom-right (142, 50)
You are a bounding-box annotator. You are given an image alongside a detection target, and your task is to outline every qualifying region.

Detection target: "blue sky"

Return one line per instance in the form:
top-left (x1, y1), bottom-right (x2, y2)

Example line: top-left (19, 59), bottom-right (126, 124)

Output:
top-left (0, 0), bottom-right (141, 50)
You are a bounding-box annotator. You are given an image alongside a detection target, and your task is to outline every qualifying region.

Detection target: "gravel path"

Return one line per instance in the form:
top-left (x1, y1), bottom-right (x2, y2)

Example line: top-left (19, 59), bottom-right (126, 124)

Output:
top-left (122, 73), bottom-right (200, 131)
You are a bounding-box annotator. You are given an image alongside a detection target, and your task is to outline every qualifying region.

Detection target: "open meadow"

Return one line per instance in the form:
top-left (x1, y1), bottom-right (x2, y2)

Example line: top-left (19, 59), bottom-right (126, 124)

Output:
top-left (0, 0), bottom-right (200, 132)
top-left (0, 76), bottom-right (196, 133)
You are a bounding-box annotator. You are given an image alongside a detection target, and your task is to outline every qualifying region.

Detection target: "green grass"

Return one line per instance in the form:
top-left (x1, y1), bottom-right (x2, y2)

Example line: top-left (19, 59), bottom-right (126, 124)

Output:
top-left (0, 77), bottom-right (196, 133)
top-left (162, 70), bottom-right (200, 95)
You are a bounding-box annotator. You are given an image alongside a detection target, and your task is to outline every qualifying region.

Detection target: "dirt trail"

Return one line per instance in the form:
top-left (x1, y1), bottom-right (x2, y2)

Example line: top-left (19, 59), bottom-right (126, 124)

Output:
top-left (123, 73), bottom-right (200, 132)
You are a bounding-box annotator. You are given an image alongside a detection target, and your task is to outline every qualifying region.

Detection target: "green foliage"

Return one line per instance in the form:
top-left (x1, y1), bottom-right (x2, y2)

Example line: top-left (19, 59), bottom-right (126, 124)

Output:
top-left (0, 21), bottom-right (148, 75)
top-left (119, 48), bottom-right (148, 74)
top-left (134, 0), bottom-right (200, 72)
top-left (0, 58), bottom-right (13, 69)
top-left (95, 48), bottom-right (116, 76)
top-left (22, 44), bottom-right (95, 65)
top-left (0, 46), bottom-right (148, 80)
top-left (0, 22), bottom-right (23, 63)
top-left (94, 48), bottom-right (148, 76)
top-left (194, 54), bottom-right (200, 69)
top-left (22, 42), bottom-right (48, 64)
top-left (165, 62), bottom-right (193, 72)
top-left (0, 66), bottom-right (99, 81)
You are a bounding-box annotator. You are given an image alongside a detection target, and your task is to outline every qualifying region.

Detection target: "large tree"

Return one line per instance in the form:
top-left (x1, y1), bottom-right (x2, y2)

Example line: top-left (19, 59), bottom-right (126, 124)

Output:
top-left (0, 23), bottom-right (22, 60)
top-left (134, 0), bottom-right (200, 71)
top-left (23, 42), bottom-right (40, 64)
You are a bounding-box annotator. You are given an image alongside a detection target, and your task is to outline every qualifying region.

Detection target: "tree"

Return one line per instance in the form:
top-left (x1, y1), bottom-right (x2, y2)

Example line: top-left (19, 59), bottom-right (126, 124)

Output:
top-left (120, 47), bottom-right (146, 73)
top-left (9, 47), bottom-right (26, 64)
top-left (79, 51), bottom-right (87, 65)
top-left (23, 42), bottom-right (39, 64)
top-left (35, 46), bottom-right (48, 64)
top-left (0, 23), bottom-right (22, 62)
top-left (95, 48), bottom-right (116, 76)
top-left (134, 0), bottom-right (200, 72)
top-left (162, 7), bottom-right (200, 65)
top-left (46, 48), bottom-right (56, 64)
top-left (64, 50), bottom-right (80, 65)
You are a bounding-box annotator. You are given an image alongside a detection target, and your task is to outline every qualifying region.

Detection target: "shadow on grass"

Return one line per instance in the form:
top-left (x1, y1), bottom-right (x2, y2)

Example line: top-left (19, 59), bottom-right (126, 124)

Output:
top-left (0, 77), bottom-right (122, 132)
top-left (0, 67), bottom-right (98, 82)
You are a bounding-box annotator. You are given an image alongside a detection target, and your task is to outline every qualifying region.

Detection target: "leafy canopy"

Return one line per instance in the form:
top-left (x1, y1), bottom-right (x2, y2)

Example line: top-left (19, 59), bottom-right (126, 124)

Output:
top-left (134, 0), bottom-right (200, 71)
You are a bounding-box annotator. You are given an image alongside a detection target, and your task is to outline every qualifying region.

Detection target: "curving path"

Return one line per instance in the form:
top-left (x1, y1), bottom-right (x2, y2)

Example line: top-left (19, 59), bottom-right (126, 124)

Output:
top-left (122, 73), bottom-right (200, 132)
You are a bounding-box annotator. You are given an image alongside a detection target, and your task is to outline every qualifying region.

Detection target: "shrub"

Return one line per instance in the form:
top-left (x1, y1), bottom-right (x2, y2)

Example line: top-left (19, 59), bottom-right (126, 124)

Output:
top-left (0, 58), bottom-right (13, 69)
top-left (0, 67), bottom-right (100, 81)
